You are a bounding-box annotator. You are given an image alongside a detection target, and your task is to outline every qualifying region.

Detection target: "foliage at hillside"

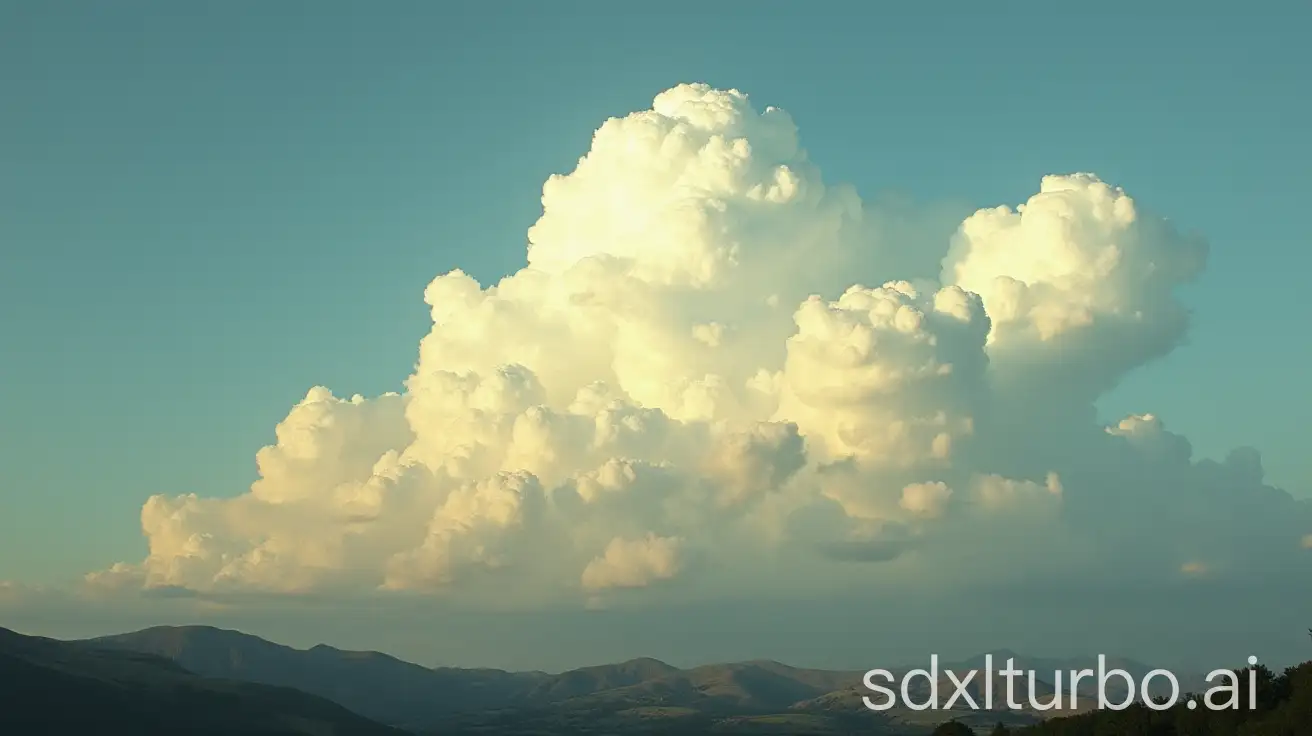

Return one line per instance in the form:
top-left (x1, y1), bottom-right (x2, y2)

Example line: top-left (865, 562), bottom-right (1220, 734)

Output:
top-left (987, 663), bottom-right (1312, 736)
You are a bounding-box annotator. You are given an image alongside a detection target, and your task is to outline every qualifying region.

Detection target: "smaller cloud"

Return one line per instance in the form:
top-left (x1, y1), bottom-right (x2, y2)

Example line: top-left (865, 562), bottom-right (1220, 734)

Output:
top-left (82, 562), bottom-right (145, 592)
top-left (0, 581), bottom-right (22, 605)
top-left (899, 481), bottom-right (953, 518)
top-left (970, 472), bottom-right (1062, 511)
top-left (581, 534), bottom-right (685, 591)
top-left (1180, 561), bottom-right (1209, 577)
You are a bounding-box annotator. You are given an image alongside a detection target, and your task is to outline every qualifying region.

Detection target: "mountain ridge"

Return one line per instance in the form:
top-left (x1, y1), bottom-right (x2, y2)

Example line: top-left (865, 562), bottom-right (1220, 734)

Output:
top-left (0, 625), bottom-right (406, 735)
top-left (89, 623), bottom-right (1172, 679)
top-left (81, 623), bottom-right (1165, 732)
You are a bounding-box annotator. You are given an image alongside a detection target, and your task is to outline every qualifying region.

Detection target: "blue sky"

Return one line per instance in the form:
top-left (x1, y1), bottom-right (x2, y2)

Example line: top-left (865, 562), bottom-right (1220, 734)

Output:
top-left (2, 1), bottom-right (1310, 667)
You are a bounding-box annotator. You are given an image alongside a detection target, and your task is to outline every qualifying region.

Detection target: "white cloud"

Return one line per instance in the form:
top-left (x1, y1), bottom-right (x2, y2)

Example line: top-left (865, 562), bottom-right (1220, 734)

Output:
top-left (382, 471), bottom-right (546, 592)
top-left (66, 83), bottom-right (1307, 611)
top-left (943, 174), bottom-right (1208, 402)
top-left (581, 534), bottom-right (685, 592)
top-left (899, 482), bottom-right (953, 519)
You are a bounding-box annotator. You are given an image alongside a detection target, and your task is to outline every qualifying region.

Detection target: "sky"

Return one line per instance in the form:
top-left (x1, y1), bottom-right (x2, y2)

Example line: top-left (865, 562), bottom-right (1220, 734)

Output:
top-left (2, 1), bottom-right (1310, 673)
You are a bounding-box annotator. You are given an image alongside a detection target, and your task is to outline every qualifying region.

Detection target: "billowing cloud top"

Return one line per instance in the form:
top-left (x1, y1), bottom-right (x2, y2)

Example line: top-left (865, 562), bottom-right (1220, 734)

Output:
top-left (70, 84), bottom-right (1307, 609)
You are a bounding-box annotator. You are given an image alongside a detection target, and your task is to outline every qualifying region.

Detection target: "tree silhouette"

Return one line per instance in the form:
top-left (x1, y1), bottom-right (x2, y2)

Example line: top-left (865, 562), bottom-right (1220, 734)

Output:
top-left (1014, 659), bottom-right (1312, 735)
top-left (932, 720), bottom-right (975, 736)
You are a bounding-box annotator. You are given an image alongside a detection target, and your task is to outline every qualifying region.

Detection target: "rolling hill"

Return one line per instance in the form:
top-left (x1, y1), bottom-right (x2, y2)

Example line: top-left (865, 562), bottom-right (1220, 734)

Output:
top-left (85, 625), bottom-right (1061, 733)
top-left (15, 622), bottom-right (1258, 734)
top-left (89, 624), bottom-right (542, 729)
top-left (0, 626), bottom-right (407, 736)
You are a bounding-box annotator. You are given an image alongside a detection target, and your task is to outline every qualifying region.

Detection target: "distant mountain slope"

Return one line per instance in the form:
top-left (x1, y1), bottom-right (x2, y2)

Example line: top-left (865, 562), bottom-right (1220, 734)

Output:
top-left (572, 660), bottom-right (870, 709)
top-left (92, 626), bottom-right (876, 719)
top-left (931, 651), bottom-right (1203, 703)
top-left (89, 625), bottom-right (544, 729)
top-left (89, 625), bottom-right (1173, 734)
top-left (520, 656), bottom-right (681, 702)
top-left (0, 626), bottom-right (406, 736)
top-left (938, 651), bottom-right (1154, 698)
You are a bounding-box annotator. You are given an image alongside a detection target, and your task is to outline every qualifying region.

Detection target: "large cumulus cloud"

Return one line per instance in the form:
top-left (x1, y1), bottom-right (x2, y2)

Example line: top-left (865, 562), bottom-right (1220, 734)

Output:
top-left (64, 83), bottom-right (1308, 609)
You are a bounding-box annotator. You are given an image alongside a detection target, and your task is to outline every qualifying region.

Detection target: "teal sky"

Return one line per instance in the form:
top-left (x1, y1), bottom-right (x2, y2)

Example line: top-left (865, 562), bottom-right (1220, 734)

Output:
top-left (1, 0), bottom-right (1308, 597)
